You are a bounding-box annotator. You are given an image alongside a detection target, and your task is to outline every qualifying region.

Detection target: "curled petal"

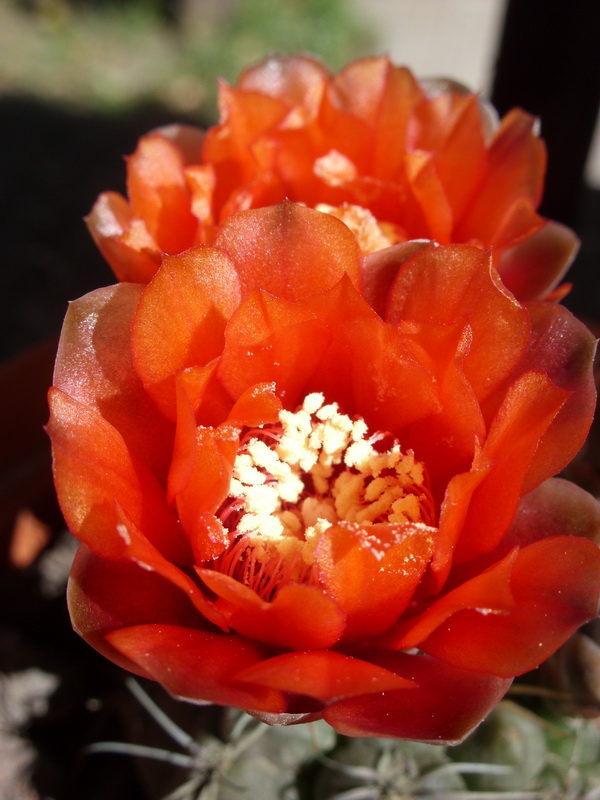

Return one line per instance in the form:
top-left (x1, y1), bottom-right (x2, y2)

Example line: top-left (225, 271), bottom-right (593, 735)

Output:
top-left (107, 624), bottom-right (286, 714)
top-left (323, 651), bottom-right (511, 742)
top-left (234, 650), bottom-right (414, 704)
top-left (498, 220), bottom-right (580, 301)
top-left (198, 571), bottom-right (346, 650)
top-left (68, 544), bottom-right (204, 678)
top-left (314, 522), bottom-right (435, 643)
top-left (420, 536), bottom-right (600, 676)
top-left (86, 192), bottom-right (160, 283)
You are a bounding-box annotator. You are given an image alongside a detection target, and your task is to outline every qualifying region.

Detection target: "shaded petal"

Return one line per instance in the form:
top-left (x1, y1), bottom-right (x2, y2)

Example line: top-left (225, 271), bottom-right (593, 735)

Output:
top-left (498, 220), bottom-right (580, 301)
top-left (68, 544), bottom-right (204, 678)
top-left (53, 283), bottom-right (173, 479)
top-left (131, 246), bottom-right (241, 419)
top-left (169, 382), bottom-right (238, 561)
top-left (421, 536), bottom-right (600, 676)
top-left (48, 388), bottom-right (188, 565)
top-left (234, 650), bottom-right (414, 704)
top-left (199, 571), bottom-right (346, 650)
top-left (502, 477), bottom-right (600, 551)
top-left (360, 240), bottom-right (433, 317)
top-left (107, 624), bottom-right (286, 713)
top-left (214, 202), bottom-right (361, 300)
top-left (324, 651), bottom-right (511, 742)
top-left (314, 522), bottom-right (436, 643)
top-left (516, 303), bottom-right (596, 492)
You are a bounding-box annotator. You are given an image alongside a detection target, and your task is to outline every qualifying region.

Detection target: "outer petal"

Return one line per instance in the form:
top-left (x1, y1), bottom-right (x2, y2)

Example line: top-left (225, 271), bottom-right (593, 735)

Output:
top-left (68, 544), bottom-right (203, 678)
top-left (53, 283), bottom-right (173, 479)
top-left (234, 650), bottom-right (414, 704)
top-left (48, 388), bottom-right (188, 565)
top-left (323, 651), bottom-right (511, 743)
top-left (501, 476), bottom-right (600, 552)
top-left (108, 624), bottom-right (286, 713)
top-left (516, 303), bottom-right (596, 492)
top-left (131, 246), bottom-right (241, 419)
top-left (420, 536), bottom-right (600, 676)
top-left (214, 202), bottom-right (361, 300)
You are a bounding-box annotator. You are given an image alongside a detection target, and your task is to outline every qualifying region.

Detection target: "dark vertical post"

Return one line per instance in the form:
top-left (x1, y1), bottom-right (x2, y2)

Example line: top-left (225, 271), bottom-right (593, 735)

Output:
top-left (491, 0), bottom-right (600, 227)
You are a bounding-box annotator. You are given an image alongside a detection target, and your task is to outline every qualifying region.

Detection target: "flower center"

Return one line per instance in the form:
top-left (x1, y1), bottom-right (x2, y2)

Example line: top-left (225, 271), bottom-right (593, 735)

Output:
top-left (214, 393), bottom-right (434, 598)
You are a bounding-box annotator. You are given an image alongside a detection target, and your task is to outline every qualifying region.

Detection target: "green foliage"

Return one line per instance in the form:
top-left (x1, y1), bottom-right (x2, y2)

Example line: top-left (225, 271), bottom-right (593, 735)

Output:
top-left (0, 0), bottom-right (374, 117)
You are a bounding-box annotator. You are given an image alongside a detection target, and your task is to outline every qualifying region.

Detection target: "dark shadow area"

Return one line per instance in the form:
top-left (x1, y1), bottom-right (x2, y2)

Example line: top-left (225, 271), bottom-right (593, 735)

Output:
top-left (491, 0), bottom-right (600, 325)
top-left (0, 94), bottom-right (207, 362)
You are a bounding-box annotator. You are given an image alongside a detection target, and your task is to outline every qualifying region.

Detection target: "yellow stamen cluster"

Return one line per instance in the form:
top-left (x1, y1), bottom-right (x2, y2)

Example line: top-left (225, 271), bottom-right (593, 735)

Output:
top-left (227, 393), bottom-right (428, 566)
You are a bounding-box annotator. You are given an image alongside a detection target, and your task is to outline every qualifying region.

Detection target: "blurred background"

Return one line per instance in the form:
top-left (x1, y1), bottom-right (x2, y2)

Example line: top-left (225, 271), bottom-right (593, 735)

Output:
top-left (0, 1), bottom-right (599, 797)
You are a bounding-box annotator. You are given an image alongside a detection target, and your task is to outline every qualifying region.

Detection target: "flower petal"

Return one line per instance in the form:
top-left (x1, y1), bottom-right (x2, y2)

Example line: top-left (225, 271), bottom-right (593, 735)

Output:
top-left (214, 202), bottom-right (361, 300)
top-left (323, 651), bottom-right (511, 742)
top-left (420, 536), bottom-right (600, 676)
top-left (314, 522), bottom-right (436, 643)
top-left (107, 624), bottom-right (286, 713)
top-left (48, 388), bottom-right (188, 564)
top-left (86, 192), bottom-right (160, 283)
top-left (131, 246), bottom-right (241, 419)
top-left (68, 544), bottom-right (204, 678)
top-left (199, 571), bottom-right (346, 650)
top-left (498, 220), bottom-right (580, 301)
top-left (234, 650), bottom-right (414, 704)
top-left (126, 126), bottom-right (202, 254)
top-left (216, 289), bottom-right (330, 407)
top-left (386, 244), bottom-right (530, 402)
top-left (456, 109), bottom-right (546, 248)
top-left (53, 283), bottom-right (173, 480)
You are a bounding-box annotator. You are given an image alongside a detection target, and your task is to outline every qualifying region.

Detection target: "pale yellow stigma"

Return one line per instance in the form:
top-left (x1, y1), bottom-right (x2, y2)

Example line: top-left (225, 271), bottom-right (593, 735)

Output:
top-left (226, 393), bottom-right (431, 566)
top-left (316, 203), bottom-right (396, 254)
top-left (313, 150), bottom-right (358, 187)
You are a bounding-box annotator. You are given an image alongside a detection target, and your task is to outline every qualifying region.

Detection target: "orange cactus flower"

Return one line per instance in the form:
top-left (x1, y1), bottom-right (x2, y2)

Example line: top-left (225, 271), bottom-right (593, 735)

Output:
top-left (87, 55), bottom-right (578, 301)
top-left (49, 203), bottom-right (600, 742)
